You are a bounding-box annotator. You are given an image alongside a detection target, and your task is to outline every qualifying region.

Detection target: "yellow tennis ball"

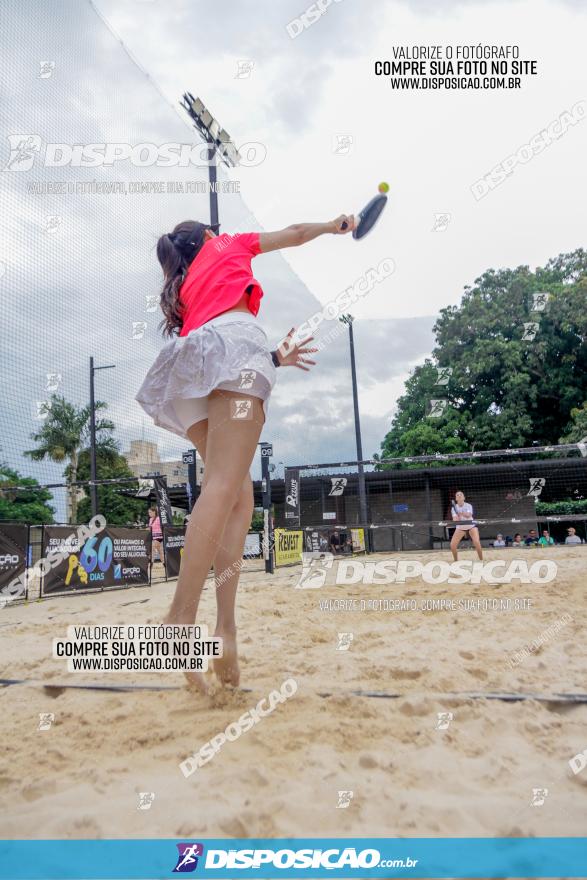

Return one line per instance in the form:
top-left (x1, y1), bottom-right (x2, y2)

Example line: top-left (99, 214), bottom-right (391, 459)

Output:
top-left (378, 181), bottom-right (390, 193)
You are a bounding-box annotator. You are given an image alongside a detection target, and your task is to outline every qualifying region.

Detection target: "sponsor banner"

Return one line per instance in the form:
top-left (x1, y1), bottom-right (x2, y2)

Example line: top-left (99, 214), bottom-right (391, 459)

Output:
top-left (41, 526), bottom-right (150, 595)
top-left (164, 531), bottom-right (262, 579)
top-left (153, 475), bottom-right (174, 530)
top-left (244, 532), bottom-right (262, 558)
top-left (274, 529), bottom-right (303, 566)
top-left (304, 529), bottom-right (354, 555)
top-left (0, 523), bottom-right (28, 593)
top-left (284, 468), bottom-right (300, 527)
top-left (164, 526), bottom-right (186, 579)
top-left (350, 528), bottom-right (366, 552)
top-left (0, 837), bottom-right (586, 879)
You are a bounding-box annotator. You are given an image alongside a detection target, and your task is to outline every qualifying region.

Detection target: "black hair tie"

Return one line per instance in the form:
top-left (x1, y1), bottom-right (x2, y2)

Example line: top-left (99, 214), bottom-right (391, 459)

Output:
top-left (169, 229), bottom-right (202, 250)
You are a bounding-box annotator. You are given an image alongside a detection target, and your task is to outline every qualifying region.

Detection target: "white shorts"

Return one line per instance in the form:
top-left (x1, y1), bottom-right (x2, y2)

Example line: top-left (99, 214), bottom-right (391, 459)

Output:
top-left (135, 311), bottom-right (276, 439)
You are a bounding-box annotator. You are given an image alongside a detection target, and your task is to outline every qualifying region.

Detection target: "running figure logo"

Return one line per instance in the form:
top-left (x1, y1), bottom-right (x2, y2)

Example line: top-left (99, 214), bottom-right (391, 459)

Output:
top-left (3, 134), bottom-right (42, 171)
top-left (231, 399), bottom-right (252, 420)
top-left (431, 212), bottom-right (451, 232)
top-left (435, 366), bottom-right (452, 386)
top-left (329, 477), bottom-right (347, 497)
top-left (337, 790), bottom-right (354, 809)
top-left (435, 711), bottom-right (453, 730)
top-left (39, 61), bottom-right (56, 78)
top-left (137, 792), bottom-right (155, 810)
top-left (45, 373), bottom-right (62, 392)
top-left (235, 59), bottom-right (254, 79)
top-left (238, 370), bottom-right (256, 390)
top-left (296, 552), bottom-right (333, 589)
top-left (428, 399), bottom-right (448, 418)
top-left (173, 843), bottom-right (204, 873)
top-left (522, 322), bottom-right (539, 341)
top-left (38, 713), bottom-right (55, 731)
top-left (530, 292), bottom-right (550, 312)
top-left (527, 477), bottom-right (546, 497)
top-left (336, 632), bottom-right (354, 651)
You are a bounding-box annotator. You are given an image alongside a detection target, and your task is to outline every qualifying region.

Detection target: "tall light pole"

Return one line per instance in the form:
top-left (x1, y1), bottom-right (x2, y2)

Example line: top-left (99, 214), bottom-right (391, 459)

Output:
top-left (89, 358), bottom-right (115, 519)
top-left (180, 93), bottom-right (241, 232)
top-left (339, 314), bottom-right (368, 526)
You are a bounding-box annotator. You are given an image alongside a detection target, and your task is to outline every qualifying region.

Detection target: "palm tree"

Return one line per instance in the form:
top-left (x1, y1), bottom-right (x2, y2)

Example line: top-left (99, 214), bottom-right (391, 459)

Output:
top-left (25, 395), bottom-right (118, 524)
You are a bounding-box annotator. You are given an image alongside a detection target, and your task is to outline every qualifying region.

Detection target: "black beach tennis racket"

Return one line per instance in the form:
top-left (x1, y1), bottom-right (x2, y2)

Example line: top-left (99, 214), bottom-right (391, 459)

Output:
top-left (342, 192), bottom-right (388, 239)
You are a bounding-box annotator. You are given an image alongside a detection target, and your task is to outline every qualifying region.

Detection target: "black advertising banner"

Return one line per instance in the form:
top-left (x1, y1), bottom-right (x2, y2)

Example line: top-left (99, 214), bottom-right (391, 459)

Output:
top-left (284, 468), bottom-right (301, 527)
top-left (41, 526), bottom-right (150, 595)
top-left (0, 523), bottom-right (28, 592)
top-left (164, 526), bottom-right (185, 579)
top-left (153, 476), bottom-right (173, 530)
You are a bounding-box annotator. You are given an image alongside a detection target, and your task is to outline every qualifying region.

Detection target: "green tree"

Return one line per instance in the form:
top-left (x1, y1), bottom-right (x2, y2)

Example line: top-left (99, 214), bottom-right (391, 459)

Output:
top-left (560, 401), bottom-right (587, 443)
top-left (24, 395), bottom-right (118, 523)
top-left (251, 508), bottom-right (264, 532)
top-left (0, 464), bottom-right (55, 523)
top-left (74, 449), bottom-right (146, 526)
top-left (378, 361), bottom-right (470, 460)
top-left (379, 249), bottom-right (587, 460)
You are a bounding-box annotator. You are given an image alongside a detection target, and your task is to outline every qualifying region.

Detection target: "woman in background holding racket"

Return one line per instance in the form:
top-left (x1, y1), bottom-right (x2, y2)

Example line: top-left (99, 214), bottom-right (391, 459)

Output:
top-left (450, 490), bottom-right (483, 561)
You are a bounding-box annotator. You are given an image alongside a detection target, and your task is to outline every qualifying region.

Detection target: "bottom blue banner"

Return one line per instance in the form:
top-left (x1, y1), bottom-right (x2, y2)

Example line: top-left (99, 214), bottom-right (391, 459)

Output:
top-left (0, 837), bottom-right (586, 879)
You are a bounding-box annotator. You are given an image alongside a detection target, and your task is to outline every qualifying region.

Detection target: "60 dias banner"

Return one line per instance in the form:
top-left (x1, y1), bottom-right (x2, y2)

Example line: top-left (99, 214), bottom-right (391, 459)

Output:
top-left (41, 526), bottom-right (150, 595)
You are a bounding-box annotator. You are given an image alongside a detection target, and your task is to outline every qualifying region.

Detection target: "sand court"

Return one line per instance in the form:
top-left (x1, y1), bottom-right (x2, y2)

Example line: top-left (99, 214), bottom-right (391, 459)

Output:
top-left (0, 547), bottom-right (585, 841)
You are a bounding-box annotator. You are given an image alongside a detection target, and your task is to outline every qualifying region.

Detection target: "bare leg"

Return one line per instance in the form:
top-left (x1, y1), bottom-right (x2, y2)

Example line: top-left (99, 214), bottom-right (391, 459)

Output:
top-left (164, 391), bottom-right (264, 690)
top-left (450, 529), bottom-right (465, 561)
top-left (470, 527), bottom-right (483, 561)
top-left (179, 431), bottom-right (254, 686)
top-left (212, 476), bottom-right (254, 686)
top-left (152, 538), bottom-right (163, 564)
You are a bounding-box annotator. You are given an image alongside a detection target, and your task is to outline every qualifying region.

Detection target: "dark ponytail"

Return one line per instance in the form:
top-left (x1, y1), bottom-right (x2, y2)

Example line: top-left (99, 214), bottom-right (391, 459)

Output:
top-left (157, 220), bottom-right (210, 337)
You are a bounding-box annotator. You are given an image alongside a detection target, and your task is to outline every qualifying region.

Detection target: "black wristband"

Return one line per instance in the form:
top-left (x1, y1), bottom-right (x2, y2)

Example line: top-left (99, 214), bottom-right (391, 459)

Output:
top-left (271, 350), bottom-right (281, 367)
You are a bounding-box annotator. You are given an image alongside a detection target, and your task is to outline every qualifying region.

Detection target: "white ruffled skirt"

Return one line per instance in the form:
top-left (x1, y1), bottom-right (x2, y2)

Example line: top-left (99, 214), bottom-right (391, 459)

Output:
top-left (135, 311), bottom-right (276, 439)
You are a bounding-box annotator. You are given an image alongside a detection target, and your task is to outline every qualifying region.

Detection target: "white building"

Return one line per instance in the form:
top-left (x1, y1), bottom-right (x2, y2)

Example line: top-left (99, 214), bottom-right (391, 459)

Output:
top-left (124, 439), bottom-right (204, 488)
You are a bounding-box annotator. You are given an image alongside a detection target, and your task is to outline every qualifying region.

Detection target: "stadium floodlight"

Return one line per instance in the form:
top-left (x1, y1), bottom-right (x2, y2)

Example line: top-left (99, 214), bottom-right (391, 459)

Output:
top-left (180, 92), bottom-right (241, 167)
top-left (180, 91), bottom-right (241, 233)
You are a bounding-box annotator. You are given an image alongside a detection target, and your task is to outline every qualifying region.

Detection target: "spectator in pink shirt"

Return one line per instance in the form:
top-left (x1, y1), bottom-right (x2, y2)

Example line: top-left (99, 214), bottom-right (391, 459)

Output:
top-left (148, 506), bottom-right (163, 565)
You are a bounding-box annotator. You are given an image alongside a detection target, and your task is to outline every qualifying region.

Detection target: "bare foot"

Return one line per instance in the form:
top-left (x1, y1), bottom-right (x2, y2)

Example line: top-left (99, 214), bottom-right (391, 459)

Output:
top-left (163, 613), bottom-right (208, 694)
top-left (184, 670), bottom-right (209, 695)
top-left (213, 628), bottom-right (240, 687)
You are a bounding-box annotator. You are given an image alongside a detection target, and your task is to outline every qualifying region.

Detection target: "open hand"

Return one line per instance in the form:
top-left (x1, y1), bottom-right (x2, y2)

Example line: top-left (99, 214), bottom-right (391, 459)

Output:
top-left (275, 328), bottom-right (317, 371)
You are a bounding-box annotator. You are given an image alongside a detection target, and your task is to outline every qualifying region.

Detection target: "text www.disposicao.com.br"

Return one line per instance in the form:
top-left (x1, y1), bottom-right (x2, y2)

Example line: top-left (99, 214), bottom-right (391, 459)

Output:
top-left (69, 657), bottom-right (202, 671)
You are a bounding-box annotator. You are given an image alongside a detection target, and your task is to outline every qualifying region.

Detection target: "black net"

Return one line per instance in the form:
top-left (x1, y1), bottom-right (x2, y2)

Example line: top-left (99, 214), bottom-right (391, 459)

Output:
top-left (276, 444), bottom-right (587, 549)
top-left (0, 0), bottom-right (325, 524)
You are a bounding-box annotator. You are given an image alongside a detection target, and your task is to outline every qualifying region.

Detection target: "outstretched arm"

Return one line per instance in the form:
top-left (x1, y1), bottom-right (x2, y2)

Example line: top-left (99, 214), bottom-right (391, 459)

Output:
top-left (259, 215), bottom-right (354, 253)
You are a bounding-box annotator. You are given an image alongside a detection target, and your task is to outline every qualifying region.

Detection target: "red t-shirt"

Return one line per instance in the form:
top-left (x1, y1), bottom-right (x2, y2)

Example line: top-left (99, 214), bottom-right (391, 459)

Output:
top-left (178, 232), bottom-right (263, 336)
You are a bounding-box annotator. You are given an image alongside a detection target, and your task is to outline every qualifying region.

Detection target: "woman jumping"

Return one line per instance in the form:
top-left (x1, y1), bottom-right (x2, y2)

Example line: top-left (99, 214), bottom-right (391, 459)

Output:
top-left (136, 214), bottom-right (355, 691)
top-left (450, 490), bottom-right (483, 561)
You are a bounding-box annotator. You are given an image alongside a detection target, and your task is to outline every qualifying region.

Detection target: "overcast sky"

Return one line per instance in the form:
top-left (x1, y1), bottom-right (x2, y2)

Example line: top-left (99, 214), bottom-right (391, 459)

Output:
top-left (93, 0), bottom-right (587, 430)
top-left (1, 0), bottom-right (585, 513)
